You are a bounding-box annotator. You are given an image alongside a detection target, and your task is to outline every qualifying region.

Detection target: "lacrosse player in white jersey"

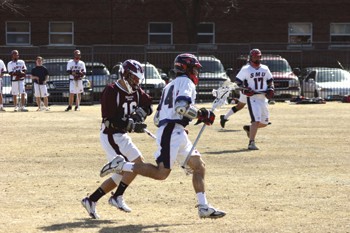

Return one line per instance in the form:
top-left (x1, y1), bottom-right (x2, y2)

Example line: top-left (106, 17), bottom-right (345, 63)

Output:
top-left (7, 50), bottom-right (28, 112)
top-left (100, 53), bottom-right (226, 219)
top-left (0, 58), bottom-right (7, 111)
top-left (65, 50), bottom-right (86, 111)
top-left (235, 49), bottom-right (274, 150)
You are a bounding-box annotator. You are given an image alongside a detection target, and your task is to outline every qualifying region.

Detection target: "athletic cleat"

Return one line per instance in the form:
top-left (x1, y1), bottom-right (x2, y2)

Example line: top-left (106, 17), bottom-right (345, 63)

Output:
top-left (81, 197), bottom-right (100, 219)
top-left (0, 107), bottom-right (6, 112)
top-left (248, 141), bottom-right (259, 150)
top-left (21, 107), bottom-right (28, 112)
top-left (75, 105), bottom-right (80, 111)
top-left (197, 204), bottom-right (226, 219)
top-left (109, 195), bottom-right (132, 212)
top-left (100, 156), bottom-right (126, 177)
top-left (14, 106), bottom-right (19, 112)
top-left (243, 125), bottom-right (250, 138)
top-left (65, 106), bottom-right (72, 111)
top-left (45, 107), bottom-right (50, 111)
top-left (220, 115), bottom-right (228, 128)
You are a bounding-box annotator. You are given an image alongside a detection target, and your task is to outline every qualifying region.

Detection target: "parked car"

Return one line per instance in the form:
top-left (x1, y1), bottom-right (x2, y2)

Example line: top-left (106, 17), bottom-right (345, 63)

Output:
top-left (197, 55), bottom-right (234, 101)
top-left (43, 59), bottom-right (93, 103)
top-left (111, 62), bottom-right (166, 101)
top-left (236, 54), bottom-right (301, 100)
top-left (85, 62), bottom-right (111, 101)
top-left (300, 67), bottom-right (350, 100)
top-left (24, 60), bottom-right (36, 104)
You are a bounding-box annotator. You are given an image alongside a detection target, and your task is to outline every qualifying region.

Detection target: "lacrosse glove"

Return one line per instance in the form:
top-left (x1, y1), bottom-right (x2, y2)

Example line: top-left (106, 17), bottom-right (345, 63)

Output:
top-left (126, 118), bottom-right (147, 133)
top-left (195, 108), bottom-right (215, 125)
top-left (266, 87), bottom-right (275, 99)
top-left (242, 87), bottom-right (255, 97)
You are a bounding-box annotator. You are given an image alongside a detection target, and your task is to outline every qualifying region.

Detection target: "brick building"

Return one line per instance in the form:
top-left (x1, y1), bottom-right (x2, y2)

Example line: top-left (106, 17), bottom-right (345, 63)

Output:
top-left (1, 0), bottom-right (350, 46)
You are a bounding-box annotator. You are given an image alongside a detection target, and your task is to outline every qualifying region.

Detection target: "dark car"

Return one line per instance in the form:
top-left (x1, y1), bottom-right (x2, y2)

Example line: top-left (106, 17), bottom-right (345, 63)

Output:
top-left (43, 59), bottom-right (93, 103)
top-left (85, 62), bottom-right (111, 101)
top-left (197, 55), bottom-right (233, 101)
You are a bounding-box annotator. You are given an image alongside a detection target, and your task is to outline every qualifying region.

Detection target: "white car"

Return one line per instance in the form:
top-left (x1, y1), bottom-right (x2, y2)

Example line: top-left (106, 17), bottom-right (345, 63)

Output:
top-left (301, 67), bottom-right (350, 100)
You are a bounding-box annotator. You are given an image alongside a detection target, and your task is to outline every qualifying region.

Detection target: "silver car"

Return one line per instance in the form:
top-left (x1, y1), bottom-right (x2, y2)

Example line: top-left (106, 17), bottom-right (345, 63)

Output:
top-left (301, 67), bottom-right (350, 100)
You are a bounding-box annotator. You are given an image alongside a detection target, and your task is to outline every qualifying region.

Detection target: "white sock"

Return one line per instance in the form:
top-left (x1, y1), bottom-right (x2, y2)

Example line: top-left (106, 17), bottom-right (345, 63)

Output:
top-left (225, 109), bottom-right (235, 119)
top-left (123, 162), bottom-right (135, 172)
top-left (196, 192), bottom-right (208, 206)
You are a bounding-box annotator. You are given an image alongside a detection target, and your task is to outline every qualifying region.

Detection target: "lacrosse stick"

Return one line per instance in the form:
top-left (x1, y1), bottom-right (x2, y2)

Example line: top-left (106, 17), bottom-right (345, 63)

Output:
top-left (144, 128), bottom-right (157, 140)
top-left (38, 83), bottom-right (45, 110)
top-left (181, 81), bottom-right (236, 172)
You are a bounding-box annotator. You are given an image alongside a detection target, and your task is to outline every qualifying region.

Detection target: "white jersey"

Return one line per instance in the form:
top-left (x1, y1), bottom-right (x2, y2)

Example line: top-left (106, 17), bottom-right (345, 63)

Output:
top-left (157, 75), bottom-right (196, 127)
top-left (66, 59), bottom-right (86, 80)
top-left (236, 63), bottom-right (273, 99)
top-left (7, 59), bottom-right (27, 81)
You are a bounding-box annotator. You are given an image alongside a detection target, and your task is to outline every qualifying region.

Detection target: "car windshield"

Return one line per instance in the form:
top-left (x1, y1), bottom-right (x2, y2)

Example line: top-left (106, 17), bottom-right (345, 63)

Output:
top-left (143, 65), bottom-right (161, 79)
top-left (261, 59), bottom-right (292, 73)
top-left (317, 69), bottom-right (350, 83)
top-left (43, 63), bottom-right (67, 76)
top-left (199, 60), bottom-right (225, 73)
top-left (86, 66), bottom-right (109, 75)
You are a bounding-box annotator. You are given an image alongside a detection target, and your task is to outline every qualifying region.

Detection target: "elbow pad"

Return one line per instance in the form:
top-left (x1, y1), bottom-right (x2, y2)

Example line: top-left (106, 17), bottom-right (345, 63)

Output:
top-left (175, 100), bottom-right (198, 119)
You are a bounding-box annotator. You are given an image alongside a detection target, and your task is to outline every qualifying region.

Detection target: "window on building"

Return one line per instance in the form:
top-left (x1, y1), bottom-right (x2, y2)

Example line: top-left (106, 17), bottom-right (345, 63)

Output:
top-left (148, 22), bottom-right (172, 44)
top-left (197, 23), bottom-right (215, 44)
top-left (49, 22), bottom-right (74, 45)
top-left (330, 23), bottom-right (350, 44)
top-left (6, 21), bottom-right (31, 45)
top-left (288, 23), bottom-right (312, 45)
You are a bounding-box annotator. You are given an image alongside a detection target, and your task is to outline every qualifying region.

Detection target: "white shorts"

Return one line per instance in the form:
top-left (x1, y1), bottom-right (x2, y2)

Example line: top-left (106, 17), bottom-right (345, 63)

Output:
top-left (34, 83), bottom-right (49, 98)
top-left (11, 80), bottom-right (25, 95)
top-left (238, 91), bottom-right (247, 104)
top-left (100, 124), bottom-right (141, 163)
top-left (154, 123), bottom-right (201, 169)
top-left (246, 95), bottom-right (269, 124)
top-left (69, 79), bottom-right (84, 94)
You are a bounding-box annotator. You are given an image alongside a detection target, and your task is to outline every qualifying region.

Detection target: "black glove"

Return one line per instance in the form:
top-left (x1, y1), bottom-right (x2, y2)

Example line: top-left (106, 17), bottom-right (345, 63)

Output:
top-left (266, 87), bottom-right (274, 99)
top-left (195, 108), bottom-right (215, 125)
top-left (126, 118), bottom-right (147, 133)
top-left (131, 107), bottom-right (147, 123)
top-left (242, 87), bottom-right (254, 97)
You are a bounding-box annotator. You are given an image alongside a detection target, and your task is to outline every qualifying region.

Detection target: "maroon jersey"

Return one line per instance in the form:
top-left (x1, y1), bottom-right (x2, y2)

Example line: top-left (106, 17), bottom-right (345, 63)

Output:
top-left (101, 81), bottom-right (153, 133)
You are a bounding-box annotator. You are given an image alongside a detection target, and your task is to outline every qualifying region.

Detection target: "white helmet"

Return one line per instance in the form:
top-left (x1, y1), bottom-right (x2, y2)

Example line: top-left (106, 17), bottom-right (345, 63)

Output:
top-left (120, 59), bottom-right (144, 93)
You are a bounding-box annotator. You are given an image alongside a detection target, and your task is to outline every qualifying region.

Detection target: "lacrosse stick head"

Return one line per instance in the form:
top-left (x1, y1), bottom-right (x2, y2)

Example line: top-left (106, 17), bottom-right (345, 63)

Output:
top-left (211, 81), bottom-right (238, 110)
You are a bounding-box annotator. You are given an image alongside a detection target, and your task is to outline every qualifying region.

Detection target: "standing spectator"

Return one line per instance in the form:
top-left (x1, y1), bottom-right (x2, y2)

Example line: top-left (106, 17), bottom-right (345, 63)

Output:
top-left (0, 58), bottom-right (7, 111)
top-left (7, 50), bottom-right (28, 112)
top-left (81, 59), bottom-right (153, 219)
top-left (65, 50), bottom-right (86, 111)
top-left (31, 56), bottom-right (50, 111)
top-left (235, 48), bottom-right (274, 150)
top-left (100, 53), bottom-right (226, 219)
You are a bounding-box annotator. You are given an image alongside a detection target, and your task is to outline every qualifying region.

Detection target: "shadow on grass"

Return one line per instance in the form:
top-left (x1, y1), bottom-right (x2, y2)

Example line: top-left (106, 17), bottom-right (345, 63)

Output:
top-left (39, 219), bottom-right (185, 233)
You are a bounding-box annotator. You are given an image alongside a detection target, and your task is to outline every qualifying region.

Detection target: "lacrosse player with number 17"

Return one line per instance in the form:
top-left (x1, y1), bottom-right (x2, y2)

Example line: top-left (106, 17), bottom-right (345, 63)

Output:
top-left (100, 53), bottom-right (226, 219)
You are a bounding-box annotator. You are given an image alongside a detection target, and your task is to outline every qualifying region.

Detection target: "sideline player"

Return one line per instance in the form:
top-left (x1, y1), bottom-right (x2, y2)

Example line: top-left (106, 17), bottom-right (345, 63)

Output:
top-left (65, 50), bottom-right (86, 111)
top-left (7, 50), bottom-right (28, 112)
top-left (100, 53), bottom-right (226, 219)
top-left (31, 56), bottom-right (50, 111)
top-left (235, 48), bottom-right (274, 150)
top-left (81, 59), bottom-right (153, 219)
top-left (0, 58), bottom-right (7, 111)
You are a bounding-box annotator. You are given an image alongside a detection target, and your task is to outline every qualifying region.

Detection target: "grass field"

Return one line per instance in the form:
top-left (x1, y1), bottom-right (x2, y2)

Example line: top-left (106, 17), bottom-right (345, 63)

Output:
top-left (0, 102), bottom-right (349, 233)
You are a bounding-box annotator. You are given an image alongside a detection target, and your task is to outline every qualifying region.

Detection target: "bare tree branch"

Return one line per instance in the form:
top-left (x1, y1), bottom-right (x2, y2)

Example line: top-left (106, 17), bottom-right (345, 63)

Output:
top-left (0, 0), bottom-right (24, 15)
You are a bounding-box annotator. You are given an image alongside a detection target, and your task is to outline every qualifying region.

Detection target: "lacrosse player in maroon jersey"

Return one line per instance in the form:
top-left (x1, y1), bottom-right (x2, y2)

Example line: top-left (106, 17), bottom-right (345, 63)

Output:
top-left (81, 59), bottom-right (153, 219)
top-left (235, 48), bottom-right (274, 150)
top-left (100, 53), bottom-right (226, 219)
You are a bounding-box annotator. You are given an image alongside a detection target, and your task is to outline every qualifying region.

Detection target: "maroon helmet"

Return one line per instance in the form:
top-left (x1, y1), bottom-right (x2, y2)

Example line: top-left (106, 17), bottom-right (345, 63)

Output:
top-left (120, 59), bottom-right (144, 93)
top-left (174, 53), bottom-right (202, 85)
